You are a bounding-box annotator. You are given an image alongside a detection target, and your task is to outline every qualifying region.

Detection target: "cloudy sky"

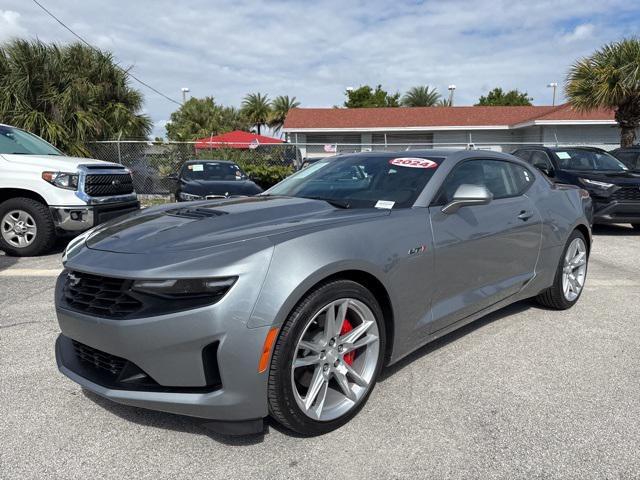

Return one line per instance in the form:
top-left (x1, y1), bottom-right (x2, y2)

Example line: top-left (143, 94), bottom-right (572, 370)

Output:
top-left (1, 0), bottom-right (639, 138)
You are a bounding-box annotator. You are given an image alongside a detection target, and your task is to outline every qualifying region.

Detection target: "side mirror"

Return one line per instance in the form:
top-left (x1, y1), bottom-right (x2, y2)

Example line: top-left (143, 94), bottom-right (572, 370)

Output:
top-left (442, 184), bottom-right (493, 214)
top-left (165, 173), bottom-right (178, 182)
top-left (535, 164), bottom-right (554, 177)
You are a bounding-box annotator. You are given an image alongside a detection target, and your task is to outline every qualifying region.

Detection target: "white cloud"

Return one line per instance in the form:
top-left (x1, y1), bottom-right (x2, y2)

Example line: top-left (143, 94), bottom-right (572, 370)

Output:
top-left (561, 23), bottom-right (595, 43)
top-left (0, 10), bottom-right (27, 41)
top-left (1, 0), bottom-right (639, 137)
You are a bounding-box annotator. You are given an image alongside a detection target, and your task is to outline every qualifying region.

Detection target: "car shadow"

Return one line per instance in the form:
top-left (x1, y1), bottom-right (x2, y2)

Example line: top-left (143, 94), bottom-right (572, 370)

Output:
top-left (81, 389), bottom-right (268, 446)
top-left (379, 299), bottom-right (534, 381)
top-left (592, 224), bottom-right (639, 236)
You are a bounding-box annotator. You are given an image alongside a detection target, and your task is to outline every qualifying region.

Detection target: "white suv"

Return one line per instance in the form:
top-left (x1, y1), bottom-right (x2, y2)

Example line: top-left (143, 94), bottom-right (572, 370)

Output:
top-left (0, 124), bottom-right (139, 256)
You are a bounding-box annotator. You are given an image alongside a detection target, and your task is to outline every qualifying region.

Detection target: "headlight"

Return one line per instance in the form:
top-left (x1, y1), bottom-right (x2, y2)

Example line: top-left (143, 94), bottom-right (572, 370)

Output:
top-left (178, 192), bottom-right (203, 201)
top-left (132, 277), bottom-right (237, 301)
top-left (579, 178), bottom-right (614, 189)
top-left (42, 171), bottom-right (79, 190)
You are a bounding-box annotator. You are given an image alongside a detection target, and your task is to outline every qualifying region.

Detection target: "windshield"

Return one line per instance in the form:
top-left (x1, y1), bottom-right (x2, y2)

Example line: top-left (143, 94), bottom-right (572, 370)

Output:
top-left (180, 161), bottom-right (247, 181)
top-left (0, 125), bottom-right (61, 155)
top-left (265, 154), bottom-right (442, 209)
top-left (554, 149), bottom-right (628, 171)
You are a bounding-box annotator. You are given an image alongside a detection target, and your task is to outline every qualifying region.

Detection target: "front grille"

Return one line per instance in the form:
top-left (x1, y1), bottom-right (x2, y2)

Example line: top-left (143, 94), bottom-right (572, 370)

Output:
top-left (84, 173), bottom-right (134, 197)
top-left (62, 271), bottom-right (142, 319)
top-left (72, 340), bottom-right (126, 376)
top-left (611, 186), bottom-right (640, 202)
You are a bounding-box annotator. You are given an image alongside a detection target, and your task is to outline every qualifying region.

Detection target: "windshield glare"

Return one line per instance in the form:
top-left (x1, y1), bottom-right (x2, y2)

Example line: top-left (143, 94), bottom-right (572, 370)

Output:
top-left (0, 125), bottom-right (61, 155)
top-left (181, 161), bottom-right (246, 181)
top-left (555, 149), bottom-right (628, 171)
top-left (266, 154), bottom-right (442, 209)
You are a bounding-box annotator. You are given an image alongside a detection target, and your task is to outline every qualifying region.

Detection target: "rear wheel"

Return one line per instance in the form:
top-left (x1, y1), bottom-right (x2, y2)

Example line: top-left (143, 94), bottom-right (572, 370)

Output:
top-left (0, 198), bottom-right (56, 257)
top-left (268, 280), bottom-right (385, 436)
top-left (536, 229), bottom-right (588, 310)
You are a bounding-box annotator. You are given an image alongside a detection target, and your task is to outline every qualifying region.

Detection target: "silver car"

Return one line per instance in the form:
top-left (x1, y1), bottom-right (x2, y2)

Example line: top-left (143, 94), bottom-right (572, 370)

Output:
top-left (55, 150), bottom-right (592, 436)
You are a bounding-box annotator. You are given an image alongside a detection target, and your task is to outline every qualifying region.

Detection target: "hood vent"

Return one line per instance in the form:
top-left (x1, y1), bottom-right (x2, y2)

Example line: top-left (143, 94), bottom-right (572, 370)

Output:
top-left (165, 207), bottom-right (228, 219)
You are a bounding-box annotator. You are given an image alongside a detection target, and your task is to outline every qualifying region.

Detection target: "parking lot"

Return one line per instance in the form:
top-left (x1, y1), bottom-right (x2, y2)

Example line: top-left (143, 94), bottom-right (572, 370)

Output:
top-left (1, 225), bottom-right (639, 480)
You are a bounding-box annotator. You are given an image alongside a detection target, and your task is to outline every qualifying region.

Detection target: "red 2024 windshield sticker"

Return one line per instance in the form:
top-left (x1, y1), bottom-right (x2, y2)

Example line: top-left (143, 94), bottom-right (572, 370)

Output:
top-left (389, 158), bottom-right (438, 169)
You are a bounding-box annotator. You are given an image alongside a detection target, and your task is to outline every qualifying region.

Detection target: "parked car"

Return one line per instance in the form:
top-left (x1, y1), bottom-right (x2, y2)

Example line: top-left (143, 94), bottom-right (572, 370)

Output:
top-left (171, 159), bottom-right (262, 201)
top-left (0, 124), bottom-right (139, 256)
top-left (55, 150), bottom-right (591, 436)
top-left (128, 158), bottom-right (162, 194)
top-left (610, 145), bottom-right (640, 172)
top-left (512, 146), bottom-right (640, 230)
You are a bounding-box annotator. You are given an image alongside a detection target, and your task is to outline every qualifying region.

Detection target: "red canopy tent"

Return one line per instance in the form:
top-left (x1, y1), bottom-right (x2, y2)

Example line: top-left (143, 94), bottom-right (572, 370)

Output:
top-left (194, 130), bottom-right (284, 150)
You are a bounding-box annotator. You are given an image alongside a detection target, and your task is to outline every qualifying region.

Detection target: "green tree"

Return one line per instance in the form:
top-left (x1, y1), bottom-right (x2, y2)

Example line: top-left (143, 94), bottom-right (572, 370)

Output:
top-left (0, 39), bottom-right (151, 156)
top-left (344, 85), bottom-right (401, 108)
top-left (476, 88), bottom-right (533, 106)
top-left (165, 97), bottom-right (249, 141)
top-left (566, 38), bottom-right (640, 147)
top-left (268, 95), bottom-right (300, 132)
top-left (401, 85), bottom-right (441, 107)
top-left (241, 92), bottom-right (271, 134)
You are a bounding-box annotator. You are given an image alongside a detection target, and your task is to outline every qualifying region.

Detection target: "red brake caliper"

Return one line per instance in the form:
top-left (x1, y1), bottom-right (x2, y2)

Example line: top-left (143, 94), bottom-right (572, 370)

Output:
top-left (340, 318), bottom-right (355, 366)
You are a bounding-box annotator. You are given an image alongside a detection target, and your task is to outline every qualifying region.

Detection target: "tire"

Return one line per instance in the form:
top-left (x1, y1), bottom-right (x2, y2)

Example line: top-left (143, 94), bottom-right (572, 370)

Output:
top-left (0, 197), bottom-right (56, 257)
top-left (268, 279), bottom-right (386, 436)
top-left (536, 229), bottom-right (588, 310)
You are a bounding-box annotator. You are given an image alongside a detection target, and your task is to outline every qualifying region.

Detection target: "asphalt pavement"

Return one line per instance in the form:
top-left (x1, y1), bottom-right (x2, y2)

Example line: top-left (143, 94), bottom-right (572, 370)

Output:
top-left (1, 225), bottom-right (639, 479)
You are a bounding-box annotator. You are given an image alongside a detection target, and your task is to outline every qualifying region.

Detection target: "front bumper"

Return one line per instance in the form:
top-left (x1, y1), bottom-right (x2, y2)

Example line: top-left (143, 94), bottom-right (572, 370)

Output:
top-left (50, 201), bottom-right (140, 232)
top-left (54, 297), bottom-right (272, 421)
top-left (592, 201), bottom-right (640, 224)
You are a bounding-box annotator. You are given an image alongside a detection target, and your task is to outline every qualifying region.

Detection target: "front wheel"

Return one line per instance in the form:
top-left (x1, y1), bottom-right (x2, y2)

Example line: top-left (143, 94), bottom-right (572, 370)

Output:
top-left (268, 280), bottom-right (386, 436)
top-left (536, 229), bottom-right (588, 310)
top-left (0, 197), bottom-right (56, 257)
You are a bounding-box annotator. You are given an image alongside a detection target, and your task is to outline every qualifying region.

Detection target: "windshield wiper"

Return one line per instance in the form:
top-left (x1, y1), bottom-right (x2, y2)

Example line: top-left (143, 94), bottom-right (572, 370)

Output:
top-left (302, 196), bottom-right (351, 209)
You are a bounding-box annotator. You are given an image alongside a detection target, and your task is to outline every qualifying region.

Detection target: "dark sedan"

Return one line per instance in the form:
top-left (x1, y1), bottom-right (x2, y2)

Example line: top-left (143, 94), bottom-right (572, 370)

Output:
top-left (173, 160), bottom-right (263, 201)
top-left (512, 146), bottom-right (640, 230)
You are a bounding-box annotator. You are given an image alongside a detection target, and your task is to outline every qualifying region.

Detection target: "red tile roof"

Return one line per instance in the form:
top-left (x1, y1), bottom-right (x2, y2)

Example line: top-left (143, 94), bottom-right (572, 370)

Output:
top-left (282, 104), bottom-right (615, 130)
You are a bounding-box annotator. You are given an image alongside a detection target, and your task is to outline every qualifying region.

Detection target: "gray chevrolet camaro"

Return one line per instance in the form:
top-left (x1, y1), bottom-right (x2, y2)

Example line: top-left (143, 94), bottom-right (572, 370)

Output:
top-left (55, 150), bottom-right (592, 436)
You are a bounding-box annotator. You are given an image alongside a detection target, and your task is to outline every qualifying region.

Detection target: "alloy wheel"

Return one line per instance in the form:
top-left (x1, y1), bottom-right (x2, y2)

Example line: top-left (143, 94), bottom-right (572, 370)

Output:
top-left (1, 210), bottom-right (37, 248)
top-left (291, 298), bottom-right (380, 421)
top-left (562, 237), bottom-right (587, 301)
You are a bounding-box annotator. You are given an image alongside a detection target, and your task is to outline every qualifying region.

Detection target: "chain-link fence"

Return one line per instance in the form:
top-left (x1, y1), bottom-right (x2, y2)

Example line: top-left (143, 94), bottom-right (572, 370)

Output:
top-left (85, 140), bottom-right (623, 194)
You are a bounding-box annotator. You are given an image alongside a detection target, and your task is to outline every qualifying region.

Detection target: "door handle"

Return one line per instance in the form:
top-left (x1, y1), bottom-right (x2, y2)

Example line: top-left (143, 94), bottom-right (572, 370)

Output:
top-left (517, 210), bottom-right (534, 221)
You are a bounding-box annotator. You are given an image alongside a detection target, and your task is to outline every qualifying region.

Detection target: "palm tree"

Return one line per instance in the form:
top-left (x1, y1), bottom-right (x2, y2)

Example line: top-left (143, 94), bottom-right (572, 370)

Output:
top-left (401, 86), bottom-right (441, 107)
top-left (268, 95), bottom-right (300, 132)
top-left (566, 38), bottom-right (640, 147)
top-left (0, 39), bottom-right (151, 156)
top-left (241, 92), bottom-right (271, 135)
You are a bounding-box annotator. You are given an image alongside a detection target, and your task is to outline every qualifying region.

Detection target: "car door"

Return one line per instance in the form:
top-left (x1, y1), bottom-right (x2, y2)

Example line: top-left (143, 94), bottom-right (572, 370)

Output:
top-left (427, 158), bottom-right (542, 334)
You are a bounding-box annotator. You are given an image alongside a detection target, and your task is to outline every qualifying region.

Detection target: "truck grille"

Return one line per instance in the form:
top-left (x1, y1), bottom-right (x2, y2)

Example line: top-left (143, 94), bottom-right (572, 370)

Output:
top-left (84, 173), bottom-right (134, 197)
top-left (611, 186), bottom-right (640, 202)
top-left (62, 271), bottom-right (142, 319)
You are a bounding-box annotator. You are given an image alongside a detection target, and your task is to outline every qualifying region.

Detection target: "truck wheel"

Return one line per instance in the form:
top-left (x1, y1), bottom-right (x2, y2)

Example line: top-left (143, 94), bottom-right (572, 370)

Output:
top-left (0, 198), bottom-right (56, 257)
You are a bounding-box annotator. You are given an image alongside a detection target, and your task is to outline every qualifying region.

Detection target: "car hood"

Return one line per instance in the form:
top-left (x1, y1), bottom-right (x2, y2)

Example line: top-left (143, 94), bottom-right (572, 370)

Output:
top-left (564, 170), bottom-right (640, 185)
top-left (180, 179), bottom-right (262, 196)
top-left (0, 153), bottom-right (123, 171)
top-left (85, 196), bottom-right (388, 254)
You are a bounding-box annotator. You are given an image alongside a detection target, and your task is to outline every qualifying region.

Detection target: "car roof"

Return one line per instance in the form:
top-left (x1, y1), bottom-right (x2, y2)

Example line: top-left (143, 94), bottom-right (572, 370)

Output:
top-left (184, 159), bottom-right (236, 164)
top-left (329, 149), bottom-right (519, 163)
top-left (611, 146), bottom-right (640, 151)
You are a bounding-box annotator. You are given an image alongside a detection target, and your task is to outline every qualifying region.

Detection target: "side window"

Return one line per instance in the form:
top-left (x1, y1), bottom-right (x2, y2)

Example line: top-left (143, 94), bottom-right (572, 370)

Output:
top-left (436, 160), bottom-right (533, 204)
top-left (513, 149), bottom-right (531, 162)
top-left (529, 150), bottom-right (553, 173)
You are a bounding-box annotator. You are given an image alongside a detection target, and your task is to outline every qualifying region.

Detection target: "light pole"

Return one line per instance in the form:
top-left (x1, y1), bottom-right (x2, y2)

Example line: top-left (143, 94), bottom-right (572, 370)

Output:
top-left (181, 87), bottom-right (190, 104)
top-left (547, 82), bottom-right (558, 106)
top-left (447, 85), bottom-right (456, 106)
